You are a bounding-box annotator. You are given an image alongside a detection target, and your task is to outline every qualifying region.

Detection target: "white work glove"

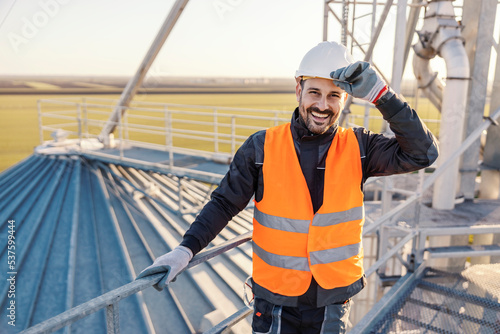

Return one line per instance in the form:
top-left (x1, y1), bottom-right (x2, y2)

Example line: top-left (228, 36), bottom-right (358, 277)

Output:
top-left (136, 245), bottom-right (193, 291)
top-left (330, 61), bottom-right (388, 104)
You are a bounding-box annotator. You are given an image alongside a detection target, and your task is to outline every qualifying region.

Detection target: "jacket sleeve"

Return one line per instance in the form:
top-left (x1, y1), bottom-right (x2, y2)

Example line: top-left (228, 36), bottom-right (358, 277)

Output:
top-left (355, 93), bottom-right (439, 180)
top-left (180, 131), bottom-right (264, 255)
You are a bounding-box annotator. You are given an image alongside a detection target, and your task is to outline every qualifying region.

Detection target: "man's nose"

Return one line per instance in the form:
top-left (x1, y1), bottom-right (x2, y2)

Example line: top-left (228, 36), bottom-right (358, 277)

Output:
top-left (316, 97), bottom-right (328, 111)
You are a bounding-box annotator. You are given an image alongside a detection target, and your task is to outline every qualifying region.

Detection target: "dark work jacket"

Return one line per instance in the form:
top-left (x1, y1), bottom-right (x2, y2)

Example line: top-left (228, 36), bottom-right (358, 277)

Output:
top-left (181, 93), bottom-right (439, 307)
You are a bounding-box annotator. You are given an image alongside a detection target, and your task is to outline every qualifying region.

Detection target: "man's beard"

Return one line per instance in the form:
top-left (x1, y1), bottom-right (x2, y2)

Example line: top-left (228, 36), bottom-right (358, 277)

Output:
top-left (299, 104), bottom-right (337, 135)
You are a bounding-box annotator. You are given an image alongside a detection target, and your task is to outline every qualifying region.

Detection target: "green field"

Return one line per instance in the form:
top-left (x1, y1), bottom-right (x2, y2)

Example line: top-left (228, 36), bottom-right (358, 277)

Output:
top-left (0, 93), bottom-right (441, 172)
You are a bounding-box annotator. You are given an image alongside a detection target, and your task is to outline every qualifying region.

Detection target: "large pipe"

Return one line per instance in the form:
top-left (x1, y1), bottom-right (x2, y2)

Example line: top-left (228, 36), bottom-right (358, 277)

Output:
top-left (432, 38), bottom-right (469, 209)
top-left (412, 0), bottom-right (470, 210)
top-left (412, 46), bottom-right (444, 111)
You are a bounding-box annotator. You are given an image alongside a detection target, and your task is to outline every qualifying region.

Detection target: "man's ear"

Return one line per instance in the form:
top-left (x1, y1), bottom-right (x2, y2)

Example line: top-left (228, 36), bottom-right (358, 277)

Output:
top-left (295, 80), bottom-right (302, 102)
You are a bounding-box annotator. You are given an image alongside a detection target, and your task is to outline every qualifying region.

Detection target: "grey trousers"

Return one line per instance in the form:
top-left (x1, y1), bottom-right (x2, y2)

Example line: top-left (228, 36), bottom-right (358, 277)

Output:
top-left (252, 297), bottom-right (351, 334)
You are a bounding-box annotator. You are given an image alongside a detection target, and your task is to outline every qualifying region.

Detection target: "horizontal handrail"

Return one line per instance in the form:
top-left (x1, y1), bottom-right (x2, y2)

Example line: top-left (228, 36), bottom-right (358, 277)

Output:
top-left (39, 97), bottom-right (291, 115)
top-left (19, 232), bottom-right (253, 334)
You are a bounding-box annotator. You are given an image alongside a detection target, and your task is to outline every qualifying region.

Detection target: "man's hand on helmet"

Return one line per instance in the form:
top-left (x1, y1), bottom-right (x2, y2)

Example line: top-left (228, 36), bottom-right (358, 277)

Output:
top-left (330, 61), bottom-right (389, 104)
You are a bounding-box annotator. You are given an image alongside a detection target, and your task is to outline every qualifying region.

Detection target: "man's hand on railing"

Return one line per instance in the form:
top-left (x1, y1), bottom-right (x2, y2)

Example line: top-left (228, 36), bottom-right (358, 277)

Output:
top-left (136, 245), bottom-right (193, 291)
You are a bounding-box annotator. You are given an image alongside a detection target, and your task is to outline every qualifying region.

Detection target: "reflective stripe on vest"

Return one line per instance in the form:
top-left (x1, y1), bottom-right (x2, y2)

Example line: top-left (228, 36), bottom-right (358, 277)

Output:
top-left (253, 123), bottom-right (364, 297)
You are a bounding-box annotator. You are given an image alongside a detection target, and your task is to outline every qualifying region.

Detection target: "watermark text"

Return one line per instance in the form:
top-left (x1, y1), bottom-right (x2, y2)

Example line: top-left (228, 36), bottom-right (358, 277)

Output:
top-left (6, 220), bottom-right (16, 327)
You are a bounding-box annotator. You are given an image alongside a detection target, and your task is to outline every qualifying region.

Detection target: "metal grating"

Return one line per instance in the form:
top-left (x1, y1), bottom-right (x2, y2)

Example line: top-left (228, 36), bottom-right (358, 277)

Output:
top-left (370, 265), bottom-right (500, 334)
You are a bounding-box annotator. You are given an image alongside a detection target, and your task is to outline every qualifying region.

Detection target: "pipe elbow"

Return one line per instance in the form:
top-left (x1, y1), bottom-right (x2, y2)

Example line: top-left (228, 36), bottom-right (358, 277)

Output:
top-left (412, 55), bottom-right (434, 88)
top-left (439, 39), bottom-right (470, 78)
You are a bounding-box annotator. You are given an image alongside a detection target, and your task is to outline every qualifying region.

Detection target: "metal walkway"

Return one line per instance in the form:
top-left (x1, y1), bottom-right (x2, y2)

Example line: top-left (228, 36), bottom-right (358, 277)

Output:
top-left (352, 265), bottom-right (500, 334)
top-left (0, 154), bottom-right (252, 334)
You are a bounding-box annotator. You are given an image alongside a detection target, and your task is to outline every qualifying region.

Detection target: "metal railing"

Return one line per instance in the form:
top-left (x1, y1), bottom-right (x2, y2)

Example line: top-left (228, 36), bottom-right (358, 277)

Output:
top-left (25, 102), bottom-right (499, 334)
top-left (37, 98), bottom-right (290, 159)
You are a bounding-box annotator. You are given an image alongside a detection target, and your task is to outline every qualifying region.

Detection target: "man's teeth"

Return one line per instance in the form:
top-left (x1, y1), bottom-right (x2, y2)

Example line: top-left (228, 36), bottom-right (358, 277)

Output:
top-left (311, 111), bottom-right (329, 118)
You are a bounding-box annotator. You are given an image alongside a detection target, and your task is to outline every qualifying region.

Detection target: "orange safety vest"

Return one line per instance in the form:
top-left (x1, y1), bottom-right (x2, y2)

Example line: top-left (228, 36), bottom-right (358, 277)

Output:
top-left (253, 123), bottom-right (364, 297)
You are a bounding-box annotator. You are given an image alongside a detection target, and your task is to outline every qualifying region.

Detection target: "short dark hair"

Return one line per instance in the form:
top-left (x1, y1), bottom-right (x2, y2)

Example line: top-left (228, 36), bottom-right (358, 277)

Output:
top-left (299, 78), bottom-right (305, 89)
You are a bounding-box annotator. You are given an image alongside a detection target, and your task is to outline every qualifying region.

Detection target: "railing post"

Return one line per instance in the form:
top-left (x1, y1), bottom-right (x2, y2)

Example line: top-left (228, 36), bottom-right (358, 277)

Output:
top-left (82, 97), bottom-right (89, 139)
top-left (363, 106), bottom-right (370, 129)
top-left (37, 100), bottom-right (43, 144)
top-left (231, 116), bottom-right (236, 156)
top-left (412, 168), bottom-right (426, 267)
top-left (164, 106), bottom-right (169, 150)
top-left (178, 177), bottom-right (183, 214)
top-left (106, 303), bottom-right (120, 334)
top-left (213, 108), bottom-right (219, 153)
top-left (119, 107), bottom-right (124, 159)
top-left (77, 103), bottom-right (82, 147)
top-left (274, 111), bottom-right (278, 127)
top-left (381, 177), bottom-right (393, 215)
top-left (124, 112), bottom-right (129, 141)
top-left (165, 106), bottom-right (174, 169)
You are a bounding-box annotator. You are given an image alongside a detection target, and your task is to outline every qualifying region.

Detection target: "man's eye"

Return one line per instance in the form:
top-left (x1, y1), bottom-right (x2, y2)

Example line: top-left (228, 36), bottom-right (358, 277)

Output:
top-left (310, 91), bottom-right (319, 95)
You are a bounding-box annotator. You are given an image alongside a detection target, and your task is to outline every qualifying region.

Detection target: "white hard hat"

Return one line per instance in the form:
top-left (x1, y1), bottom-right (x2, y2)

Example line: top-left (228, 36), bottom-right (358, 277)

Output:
top-left (295, 41), bottom-right (354, 80)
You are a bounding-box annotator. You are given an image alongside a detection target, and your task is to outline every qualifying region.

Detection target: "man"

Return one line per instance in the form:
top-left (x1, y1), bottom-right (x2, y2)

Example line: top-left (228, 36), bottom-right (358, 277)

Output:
top-left (137, 41), bottom-right (439, 333)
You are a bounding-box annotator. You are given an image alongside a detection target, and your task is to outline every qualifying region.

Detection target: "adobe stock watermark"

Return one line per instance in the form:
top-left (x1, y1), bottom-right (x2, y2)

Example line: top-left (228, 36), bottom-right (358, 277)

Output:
top-left (212, 0), bottom-right (244, 20)
top-left (7, 0), bottom-right (72, 54)
top-left (6, 220), bottom-right (16, 327)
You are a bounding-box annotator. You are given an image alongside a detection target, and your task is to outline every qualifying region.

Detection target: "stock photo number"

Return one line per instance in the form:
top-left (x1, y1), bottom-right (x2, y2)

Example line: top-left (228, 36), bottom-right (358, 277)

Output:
top-left (6, 219), bottom-right (16, 327)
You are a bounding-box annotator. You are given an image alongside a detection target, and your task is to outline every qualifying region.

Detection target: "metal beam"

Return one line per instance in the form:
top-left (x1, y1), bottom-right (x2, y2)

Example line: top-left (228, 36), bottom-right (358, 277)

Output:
top-left (342, 0), bottom-right (349, 46)
top-left (403, 0), bottom-right (424, 71)
top-left (381, 0), bottom-right (408, 132)
top-left (323, 1), bottom-right (329, 41)
top-left (460, 0), bottom-right (498, 200)
top-left (98, 0), bottom-right (190, 143)
top-left (106, 304), bottom-right (119, 334)
top-left (426, 244), bottom-right (500, 258)
top-left (391, 0), bottom-right (408, 94)
top-left (481, 2), bottom-right (500, 203)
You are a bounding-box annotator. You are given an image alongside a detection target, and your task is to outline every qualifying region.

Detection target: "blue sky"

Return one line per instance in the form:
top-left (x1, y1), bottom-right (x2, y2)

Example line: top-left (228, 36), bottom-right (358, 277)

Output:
top-left (0, 0), bottom-right (484, 80)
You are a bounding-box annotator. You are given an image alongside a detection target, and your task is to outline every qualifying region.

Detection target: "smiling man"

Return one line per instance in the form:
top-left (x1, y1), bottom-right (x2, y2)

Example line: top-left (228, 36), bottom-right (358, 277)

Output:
top-left (297, 78), bottom-right (345, 135)
top-left (137, 42), bottom-right (439, 333)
